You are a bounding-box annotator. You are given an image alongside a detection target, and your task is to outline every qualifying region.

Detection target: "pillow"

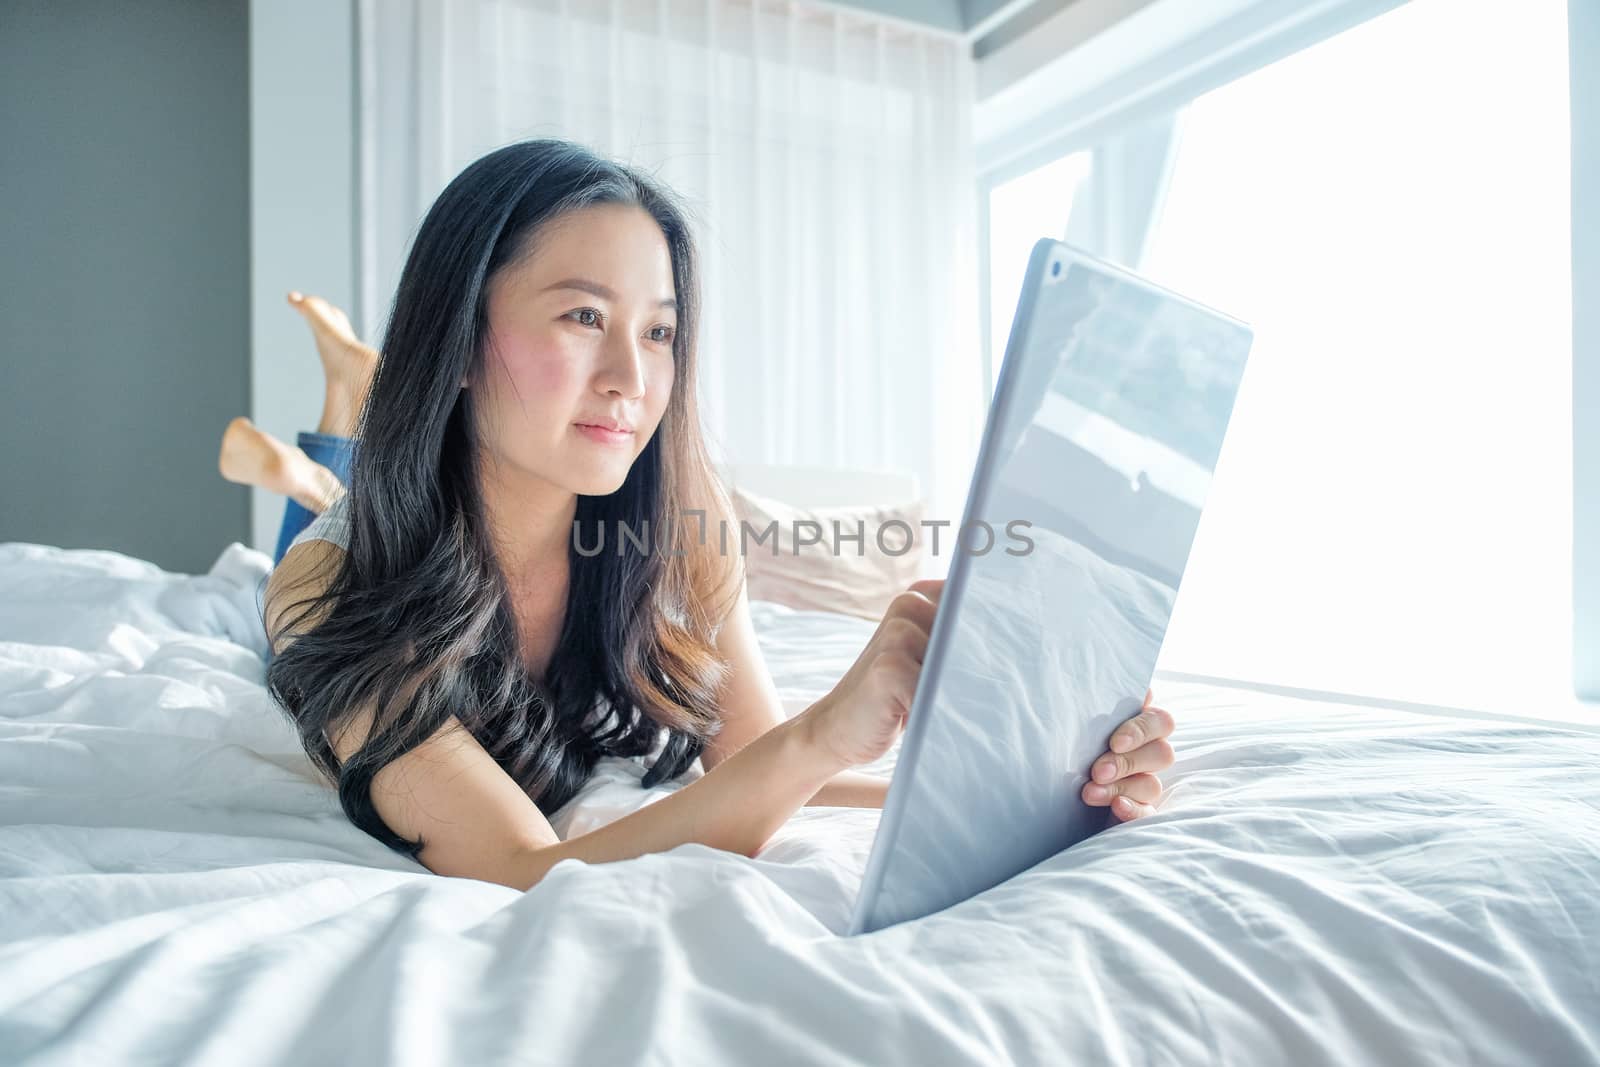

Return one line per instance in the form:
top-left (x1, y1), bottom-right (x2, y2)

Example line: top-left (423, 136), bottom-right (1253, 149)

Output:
top-left (727, 485), bottom-right (927, 622)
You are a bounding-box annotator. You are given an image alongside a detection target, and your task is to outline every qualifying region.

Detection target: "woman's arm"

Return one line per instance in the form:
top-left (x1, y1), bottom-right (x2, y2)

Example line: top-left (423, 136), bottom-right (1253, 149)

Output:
top-left (699, 580), bottom-right (890, 808)
top-left (325, 695), bottom-right (847, 891)
top-left (267, 542), bottom-right (851, 893)
top-left (806, 769), bottom-right (889, 808)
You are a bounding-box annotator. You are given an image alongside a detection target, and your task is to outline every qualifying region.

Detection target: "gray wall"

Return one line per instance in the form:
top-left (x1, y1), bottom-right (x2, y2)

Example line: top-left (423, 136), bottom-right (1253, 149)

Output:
top-left (0, 0), bottom-right (250, 575)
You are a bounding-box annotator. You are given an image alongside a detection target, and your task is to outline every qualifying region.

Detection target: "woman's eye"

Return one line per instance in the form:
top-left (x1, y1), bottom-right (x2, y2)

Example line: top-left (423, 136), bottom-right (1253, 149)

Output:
top-left (570, 310), bottom-right (673, 346)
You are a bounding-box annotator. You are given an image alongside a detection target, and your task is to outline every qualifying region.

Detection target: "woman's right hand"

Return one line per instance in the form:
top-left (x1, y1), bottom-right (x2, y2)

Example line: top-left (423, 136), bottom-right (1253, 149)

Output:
top-left (795, 578), bottom-right (946, 769)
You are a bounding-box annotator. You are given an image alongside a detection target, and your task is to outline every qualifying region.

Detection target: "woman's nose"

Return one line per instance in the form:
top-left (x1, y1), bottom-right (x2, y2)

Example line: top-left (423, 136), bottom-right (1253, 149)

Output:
top-left (597, 337), bottom-right (647, 398)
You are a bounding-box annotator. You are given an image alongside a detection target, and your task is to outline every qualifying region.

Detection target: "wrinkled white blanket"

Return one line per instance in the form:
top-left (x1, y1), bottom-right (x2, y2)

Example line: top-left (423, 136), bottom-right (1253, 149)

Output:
top-left (1, 541), bottom-right (1597, 1066)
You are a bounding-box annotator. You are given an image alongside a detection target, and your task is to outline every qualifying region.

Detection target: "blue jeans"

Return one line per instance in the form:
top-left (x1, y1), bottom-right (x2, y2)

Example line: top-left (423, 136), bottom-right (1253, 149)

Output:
top-left (271, 431), bottom-right (358, 566)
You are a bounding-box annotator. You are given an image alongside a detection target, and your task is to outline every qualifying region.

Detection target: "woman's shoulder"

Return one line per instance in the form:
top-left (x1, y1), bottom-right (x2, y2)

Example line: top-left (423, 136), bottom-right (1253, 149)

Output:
top-left (265, 519), bottom-right (347, 657)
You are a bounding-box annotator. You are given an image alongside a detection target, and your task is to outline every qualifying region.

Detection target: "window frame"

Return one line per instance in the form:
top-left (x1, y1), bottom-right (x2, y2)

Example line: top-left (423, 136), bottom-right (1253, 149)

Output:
top-left (975, 0), bottom-right (1410, 397)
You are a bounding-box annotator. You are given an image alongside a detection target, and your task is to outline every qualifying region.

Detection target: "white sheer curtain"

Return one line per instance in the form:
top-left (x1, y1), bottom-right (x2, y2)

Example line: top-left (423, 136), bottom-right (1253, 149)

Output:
top-left (355, 0), bottom-right (985, 538)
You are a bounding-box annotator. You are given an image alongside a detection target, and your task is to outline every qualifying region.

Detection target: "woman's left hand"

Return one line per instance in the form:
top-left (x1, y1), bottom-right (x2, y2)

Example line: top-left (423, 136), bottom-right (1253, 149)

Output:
top-left (1080, 688), bottom-right (1175, 823)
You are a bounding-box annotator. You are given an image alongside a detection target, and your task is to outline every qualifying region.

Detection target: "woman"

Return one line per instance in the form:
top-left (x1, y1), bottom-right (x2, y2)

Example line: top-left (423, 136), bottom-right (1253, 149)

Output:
top-left (246, 138), bottom-right (1176, 892)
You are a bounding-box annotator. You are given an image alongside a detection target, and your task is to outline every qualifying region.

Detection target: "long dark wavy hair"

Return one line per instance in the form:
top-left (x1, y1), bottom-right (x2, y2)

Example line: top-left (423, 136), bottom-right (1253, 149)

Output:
top-left (263, 139), bottom-right (742, 861)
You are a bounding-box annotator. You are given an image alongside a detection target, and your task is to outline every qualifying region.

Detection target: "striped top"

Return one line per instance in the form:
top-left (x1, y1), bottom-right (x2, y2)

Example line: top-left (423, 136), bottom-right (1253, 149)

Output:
top-left (288, 491), bottom-right (351, 553)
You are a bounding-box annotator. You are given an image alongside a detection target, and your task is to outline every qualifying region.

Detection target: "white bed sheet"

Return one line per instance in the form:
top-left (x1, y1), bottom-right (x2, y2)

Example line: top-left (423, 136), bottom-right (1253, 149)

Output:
top-left (1, 541), bottom-right (1597, 1066)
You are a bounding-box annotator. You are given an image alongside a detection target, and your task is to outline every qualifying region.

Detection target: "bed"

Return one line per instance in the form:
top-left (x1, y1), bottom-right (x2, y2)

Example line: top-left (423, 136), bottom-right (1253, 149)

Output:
top-left (2, 530), bottom-right (1598, 1065)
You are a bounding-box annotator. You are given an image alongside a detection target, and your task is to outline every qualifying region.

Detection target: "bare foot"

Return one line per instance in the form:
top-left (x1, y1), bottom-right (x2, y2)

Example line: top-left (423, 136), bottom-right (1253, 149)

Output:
top-left (219, 416), bottom-right (346, 513)
top-left (288, 291), bottom-right (379, 438)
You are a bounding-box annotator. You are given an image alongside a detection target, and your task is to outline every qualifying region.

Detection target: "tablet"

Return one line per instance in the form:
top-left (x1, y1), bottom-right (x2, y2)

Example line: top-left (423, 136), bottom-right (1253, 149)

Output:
top-left (848, 240), bottom-right (1254, 935)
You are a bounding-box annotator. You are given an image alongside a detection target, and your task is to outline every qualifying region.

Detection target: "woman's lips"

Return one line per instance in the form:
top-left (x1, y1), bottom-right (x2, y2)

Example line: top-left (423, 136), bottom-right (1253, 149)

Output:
top-left (575, 422), bottom-right (634, 446)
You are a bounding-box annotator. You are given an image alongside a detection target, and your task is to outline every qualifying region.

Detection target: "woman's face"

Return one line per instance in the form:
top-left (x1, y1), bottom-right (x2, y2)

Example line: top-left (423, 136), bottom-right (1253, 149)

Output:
top-left (474, 203), bottom-right (679, 497)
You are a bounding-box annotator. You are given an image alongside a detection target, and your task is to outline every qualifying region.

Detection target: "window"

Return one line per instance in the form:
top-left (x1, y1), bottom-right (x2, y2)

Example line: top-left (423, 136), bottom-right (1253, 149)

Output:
top-left (986, 0), bottom-right (1573, 715)
top-left (986, 150), bottom-right (1090, 384)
